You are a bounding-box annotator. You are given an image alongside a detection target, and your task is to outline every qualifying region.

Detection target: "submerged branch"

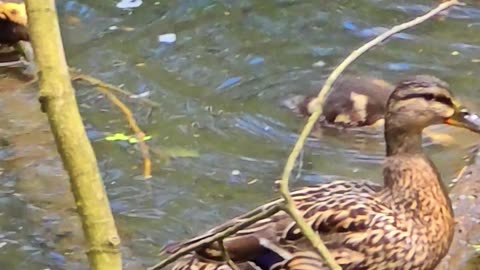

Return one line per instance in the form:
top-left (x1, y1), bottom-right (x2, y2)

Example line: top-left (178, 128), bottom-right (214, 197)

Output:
top-left (71, 69), bottom-right (161, 107)
top-left (94, 85), bottom-right (152, 179)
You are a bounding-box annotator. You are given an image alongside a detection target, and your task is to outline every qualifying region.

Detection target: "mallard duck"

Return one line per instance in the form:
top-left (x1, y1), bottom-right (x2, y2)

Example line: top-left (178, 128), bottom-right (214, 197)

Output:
top-left (283, 75), bottom-right (394, 128)
top-left (164, 75), bottom-right (480, 270)
top-left (0, 2), bottom-right (28, 45)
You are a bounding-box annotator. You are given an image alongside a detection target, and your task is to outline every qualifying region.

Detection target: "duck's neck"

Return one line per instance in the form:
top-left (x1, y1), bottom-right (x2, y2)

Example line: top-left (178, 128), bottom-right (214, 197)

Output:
top-left (385, 127), bottom-right (422, 156)
top-left (383, 127), bottom-right (452, 215)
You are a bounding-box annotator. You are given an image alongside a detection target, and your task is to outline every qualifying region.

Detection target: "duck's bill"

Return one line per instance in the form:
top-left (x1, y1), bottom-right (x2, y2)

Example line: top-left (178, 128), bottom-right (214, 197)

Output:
top-left (445, 108), bottom-right (480, 133)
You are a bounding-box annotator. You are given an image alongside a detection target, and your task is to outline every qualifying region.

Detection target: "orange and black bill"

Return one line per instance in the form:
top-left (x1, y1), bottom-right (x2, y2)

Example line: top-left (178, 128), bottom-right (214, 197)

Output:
top-left (445, 105), bottom-right (480, 133)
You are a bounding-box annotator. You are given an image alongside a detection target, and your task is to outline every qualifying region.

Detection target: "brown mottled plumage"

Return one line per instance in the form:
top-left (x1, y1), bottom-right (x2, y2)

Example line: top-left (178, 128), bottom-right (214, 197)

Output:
top-left (164, 75), bottom-right (480, 270)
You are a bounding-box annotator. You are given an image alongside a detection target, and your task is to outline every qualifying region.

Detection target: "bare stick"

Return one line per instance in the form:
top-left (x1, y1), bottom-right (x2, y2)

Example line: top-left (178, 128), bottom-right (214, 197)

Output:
top-left (148, 205), bottom-right (281, 270)
top-left (278, 1), bottom-right (462, 270)
top-left (94, 86), bottom-right (152, 179)
top-left (71, 70), bottom-right (158, 178)
top-left (218, 240), bottom-right (241, 270)
top-left (70, 70), bottom-right (161, 108)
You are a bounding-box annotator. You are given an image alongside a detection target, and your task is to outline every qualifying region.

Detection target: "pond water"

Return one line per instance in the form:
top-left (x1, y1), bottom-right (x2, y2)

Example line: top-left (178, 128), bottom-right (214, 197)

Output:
top-left (2, 0), bottom-right (480, 269)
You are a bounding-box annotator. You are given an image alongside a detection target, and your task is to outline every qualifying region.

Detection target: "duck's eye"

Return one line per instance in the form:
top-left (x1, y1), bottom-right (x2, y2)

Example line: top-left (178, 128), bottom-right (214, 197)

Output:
top-left (400, 93), bottom-right (453, 106)
top-left (434, 95), bottom-right (453, 106)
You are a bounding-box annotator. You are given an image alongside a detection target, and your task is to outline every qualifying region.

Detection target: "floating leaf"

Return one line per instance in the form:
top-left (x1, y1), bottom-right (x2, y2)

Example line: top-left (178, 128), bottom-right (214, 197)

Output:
top-left (105, 133), bottom-right (152, 144)
top-left (105, 133), bottom-right (130, 141)
top-left (128, 135), bottom-right (152, 144)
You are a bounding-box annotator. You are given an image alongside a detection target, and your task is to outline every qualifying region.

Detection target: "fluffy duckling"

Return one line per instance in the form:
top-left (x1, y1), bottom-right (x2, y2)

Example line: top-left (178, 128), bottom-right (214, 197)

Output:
top-left (283, 75), bottom-right (394, 128)
top-left (0, 2), bottom-right (28, 45)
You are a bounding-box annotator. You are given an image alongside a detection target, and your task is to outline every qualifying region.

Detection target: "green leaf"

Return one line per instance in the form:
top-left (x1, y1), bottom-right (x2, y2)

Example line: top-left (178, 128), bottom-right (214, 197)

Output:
top-left (105, 133), bottom-right (130, 141)
top-left (128, 135), bottom-right (152, 144)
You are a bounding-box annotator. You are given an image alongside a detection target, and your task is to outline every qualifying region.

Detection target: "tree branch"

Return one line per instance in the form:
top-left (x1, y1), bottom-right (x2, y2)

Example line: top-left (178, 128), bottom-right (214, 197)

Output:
top-left (93, 85), bottom-right (152, 179)
top-left (70, 70), bottom-right (161, 108)
top-left (24, 1), bottom-right (122, 269)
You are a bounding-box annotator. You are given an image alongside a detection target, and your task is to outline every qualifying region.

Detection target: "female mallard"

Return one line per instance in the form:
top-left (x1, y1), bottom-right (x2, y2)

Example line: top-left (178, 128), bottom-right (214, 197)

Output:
top-left (165, 75), bottom-right (480, 270)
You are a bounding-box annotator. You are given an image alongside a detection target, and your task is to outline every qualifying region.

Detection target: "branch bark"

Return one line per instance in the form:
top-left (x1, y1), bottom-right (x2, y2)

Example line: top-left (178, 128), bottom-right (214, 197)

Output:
top-left (24, 1), bottom-right (122, 269)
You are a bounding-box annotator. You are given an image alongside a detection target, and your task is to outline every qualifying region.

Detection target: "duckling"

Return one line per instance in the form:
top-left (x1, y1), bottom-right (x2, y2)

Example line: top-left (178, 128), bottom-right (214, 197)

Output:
top-left (0, 2), bottom-right (35, 76)
top-left (164, 75), bottom-right (480, 270)
top-left (0, 2), bottom-right (28, 45)
top-left (283, 75), bottom-right (394, 128)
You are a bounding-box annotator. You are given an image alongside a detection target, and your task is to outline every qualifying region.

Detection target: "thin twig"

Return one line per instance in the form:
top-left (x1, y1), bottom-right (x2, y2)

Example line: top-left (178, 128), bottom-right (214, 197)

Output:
top-left (94, 86), bottom-right (152, 179)
top-left (70, 69), bottom-right (161, 108)
top-left (148, 205), bottom-right (281, 270)
top-left (218, 240), bottom-right (241, 270)
top-left (278, 1), bottom-right (462, 270)
top-left (71, 69), bottom-right (159, 178)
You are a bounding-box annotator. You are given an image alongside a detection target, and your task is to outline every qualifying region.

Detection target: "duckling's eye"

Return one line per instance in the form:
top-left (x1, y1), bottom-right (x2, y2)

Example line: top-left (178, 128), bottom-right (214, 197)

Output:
top-left (423, 94), bottom-right (435, 101)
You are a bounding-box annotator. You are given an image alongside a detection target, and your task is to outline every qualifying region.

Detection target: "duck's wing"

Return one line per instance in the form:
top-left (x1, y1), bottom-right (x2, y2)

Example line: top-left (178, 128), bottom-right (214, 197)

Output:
top-left (174, 247), bottom-right (366, 270)
top-left (173, 254), bottom-right (257, 270)
top-left (270, 249), bottom-right (366, 270)
top-left (166, 180), bottom-right (385, 267)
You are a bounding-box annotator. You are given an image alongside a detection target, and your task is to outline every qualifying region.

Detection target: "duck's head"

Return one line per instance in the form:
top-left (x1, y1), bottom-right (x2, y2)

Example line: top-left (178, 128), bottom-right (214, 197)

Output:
top-left (386, 75), bottom-right (480, 133)
top-left (385, 75), bottom-right (480, 155)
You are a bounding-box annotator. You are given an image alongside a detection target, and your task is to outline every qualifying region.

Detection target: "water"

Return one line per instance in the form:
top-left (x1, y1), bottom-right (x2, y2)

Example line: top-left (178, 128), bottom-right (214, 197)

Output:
top-left (1, 0), bottom-right (480, 268)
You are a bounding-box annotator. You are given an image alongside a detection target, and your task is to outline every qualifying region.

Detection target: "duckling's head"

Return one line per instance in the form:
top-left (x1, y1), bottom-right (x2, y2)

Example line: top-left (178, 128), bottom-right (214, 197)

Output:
top-left (0, 2), bottom-right (27, 27)
top-left (386, 75), bottom-right (480, 133)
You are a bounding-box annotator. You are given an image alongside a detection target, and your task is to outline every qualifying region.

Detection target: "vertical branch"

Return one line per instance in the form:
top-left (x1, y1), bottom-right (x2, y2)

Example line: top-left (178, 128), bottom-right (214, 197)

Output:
top-left (24, 1), bottom-right (122, 269)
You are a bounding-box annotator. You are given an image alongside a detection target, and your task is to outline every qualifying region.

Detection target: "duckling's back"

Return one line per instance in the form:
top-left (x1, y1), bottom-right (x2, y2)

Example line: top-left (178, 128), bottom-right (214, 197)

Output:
top-left (322, 76), bottom-right (394, 127)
